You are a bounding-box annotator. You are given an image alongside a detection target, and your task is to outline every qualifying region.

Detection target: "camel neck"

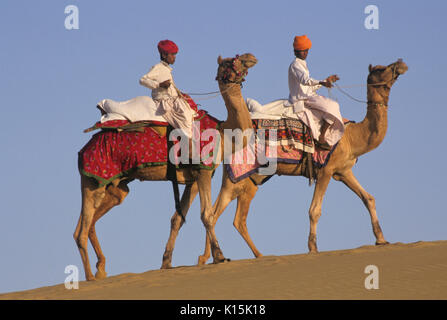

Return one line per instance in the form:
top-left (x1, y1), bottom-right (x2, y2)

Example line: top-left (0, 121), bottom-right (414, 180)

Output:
top-left (218, 82), bottom-right (253, 131)
top-left (349, 88), bottom-right (390, 157)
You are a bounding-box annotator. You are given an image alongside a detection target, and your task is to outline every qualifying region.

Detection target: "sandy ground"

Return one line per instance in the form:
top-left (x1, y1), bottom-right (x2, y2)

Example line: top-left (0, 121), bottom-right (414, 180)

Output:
top-left (1, 241), bottom-right (446, 300)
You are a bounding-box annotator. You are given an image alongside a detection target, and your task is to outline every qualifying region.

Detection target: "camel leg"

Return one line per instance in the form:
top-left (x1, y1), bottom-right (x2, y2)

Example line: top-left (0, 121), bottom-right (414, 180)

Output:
top-left (88, 181), bottom-right (129, 279)
top-left (232, 180), bottom-right (262, 258)
top-left (335, 170), bottom-right (388, 245)
top-left (308, 172), bottom-right (332, 253)
top-left (161, 182), bottom-right (199, 269)
top-left (198, 231), bottom-right (212, 265)
top-left (197, 170), bottom-right (227, 264)
top-left (197, 176), bottom-right (237, 265)
top-left (74, 176), bottom-right (105, 281)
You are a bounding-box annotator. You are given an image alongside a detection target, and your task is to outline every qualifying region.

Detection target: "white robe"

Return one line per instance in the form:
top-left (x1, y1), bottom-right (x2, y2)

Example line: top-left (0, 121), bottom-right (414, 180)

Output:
top-left (97, 61), bottom-right (196, 138)
top-left (139, 61), bottom-right (197, 138)
top-left (288, 57), bottom-right (344, 146)
top-left (247, 98), bottom-right (299, 120)
top-left (98, 96), bottom-right (166, 123)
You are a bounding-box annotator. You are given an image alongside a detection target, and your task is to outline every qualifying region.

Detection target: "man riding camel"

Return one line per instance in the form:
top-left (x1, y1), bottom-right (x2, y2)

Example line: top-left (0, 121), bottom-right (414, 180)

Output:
top-left (287, 35), bottom-right (344, 149)
top-left (245, 35), bottom-right (344, 151)
top-left (139, 39), bottom-right (197, 139)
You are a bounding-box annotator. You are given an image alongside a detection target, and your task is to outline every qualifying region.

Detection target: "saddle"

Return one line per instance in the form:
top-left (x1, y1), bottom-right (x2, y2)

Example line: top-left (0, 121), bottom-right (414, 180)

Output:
top-left (84, 119), bottom-right (168, 137)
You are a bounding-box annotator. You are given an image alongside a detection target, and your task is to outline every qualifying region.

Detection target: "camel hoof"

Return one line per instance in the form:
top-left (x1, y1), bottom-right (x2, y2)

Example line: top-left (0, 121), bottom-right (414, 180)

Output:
top-left (161, 262), bottom-right (172, 269)
top-left (308, 249), bottom-right (319, 254)
top-left (198, 255), bottom-right (209, 265)
top-left (86, 275), bottom-right (96, 281)
top-left (375, 241), bottom-right (390, 246)
top-left (95, 270), bottom-right (107, 280)
top-left (213, 257), bottom-right (231, 264)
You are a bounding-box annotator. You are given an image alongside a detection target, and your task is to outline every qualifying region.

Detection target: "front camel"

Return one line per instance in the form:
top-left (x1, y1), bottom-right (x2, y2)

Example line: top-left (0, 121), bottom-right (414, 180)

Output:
top-left (197, 59), bottom-right (408, 264)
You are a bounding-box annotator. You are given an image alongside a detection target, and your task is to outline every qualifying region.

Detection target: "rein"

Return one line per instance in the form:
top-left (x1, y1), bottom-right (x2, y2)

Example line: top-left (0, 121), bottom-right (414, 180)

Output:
top-left (181, 55), bottom-right (247, 101)
top-left (184, 83), bottom-right (242, 101)
top-left (333, 64), bottom-right (398, 105)
top-left (184, 58), bottom-right (398, 108)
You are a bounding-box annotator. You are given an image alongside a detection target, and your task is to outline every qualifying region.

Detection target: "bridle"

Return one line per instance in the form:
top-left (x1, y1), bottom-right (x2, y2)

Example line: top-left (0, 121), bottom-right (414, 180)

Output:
top-left (216, 55), bottom-right (248, 85)
top-left (365, 62), bottom-right (401, 108)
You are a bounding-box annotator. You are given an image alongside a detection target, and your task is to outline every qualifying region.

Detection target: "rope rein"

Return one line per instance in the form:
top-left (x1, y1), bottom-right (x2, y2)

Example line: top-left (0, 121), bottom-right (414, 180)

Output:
top-left (181, 55), bottom-right (249, 101)
top-left (333, 84), bottom-right (368, 103)
top-left (332, 64), bottom-right (397, 105)
top-left (185, 81), bottom-right (388, 105)
top-left (182, 60), bottom-right (397, 105)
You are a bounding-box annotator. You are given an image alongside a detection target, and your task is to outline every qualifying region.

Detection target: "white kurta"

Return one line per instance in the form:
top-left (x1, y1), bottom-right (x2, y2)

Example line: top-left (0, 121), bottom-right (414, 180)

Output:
top-left (139, 61), bottom-right (197, 138)
top-left (287, 58), bottom-right (344, 146)
top-left (286, 57), bottom-right (322, 112)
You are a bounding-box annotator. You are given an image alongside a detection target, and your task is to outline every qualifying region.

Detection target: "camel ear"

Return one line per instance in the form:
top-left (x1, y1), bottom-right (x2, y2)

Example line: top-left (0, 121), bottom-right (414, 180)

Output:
top-left (369, 64), bottom-right (373, 72)
top-left (217, 56), bottom-right (223, 65)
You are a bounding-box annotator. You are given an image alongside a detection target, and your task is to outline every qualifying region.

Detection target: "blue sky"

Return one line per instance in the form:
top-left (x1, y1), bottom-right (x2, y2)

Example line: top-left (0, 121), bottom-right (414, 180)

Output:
top-left (1, 0), bottom-right (446, 294)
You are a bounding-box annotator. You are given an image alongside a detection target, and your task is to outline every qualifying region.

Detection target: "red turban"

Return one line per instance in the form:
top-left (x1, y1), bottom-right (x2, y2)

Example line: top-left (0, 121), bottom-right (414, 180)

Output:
top-left (293, 35), bottom-right (312, 51)
top-left (157, 40), bottom-right (179, 54)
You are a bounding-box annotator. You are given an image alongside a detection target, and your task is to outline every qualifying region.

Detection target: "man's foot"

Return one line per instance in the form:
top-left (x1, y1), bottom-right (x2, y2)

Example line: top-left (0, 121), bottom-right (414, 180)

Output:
top-left (314, 138), bottom-right (332, 150)
top-left (317, 121), bottom-right (332, 150)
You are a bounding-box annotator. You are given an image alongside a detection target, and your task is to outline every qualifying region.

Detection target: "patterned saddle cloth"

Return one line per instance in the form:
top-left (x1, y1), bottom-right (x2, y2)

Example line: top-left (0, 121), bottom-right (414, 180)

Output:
top-left (225, 117), bottom-right (351, 183)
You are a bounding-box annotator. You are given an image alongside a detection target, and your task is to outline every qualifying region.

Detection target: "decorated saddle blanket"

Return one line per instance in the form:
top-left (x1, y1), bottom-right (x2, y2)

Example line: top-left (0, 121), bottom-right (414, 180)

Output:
top-left (252, 118), bottom-right (314, 153)
top-left (79, 109), bottom-right (220, 187)
top-left (225, 118), bottom-right (352, 183)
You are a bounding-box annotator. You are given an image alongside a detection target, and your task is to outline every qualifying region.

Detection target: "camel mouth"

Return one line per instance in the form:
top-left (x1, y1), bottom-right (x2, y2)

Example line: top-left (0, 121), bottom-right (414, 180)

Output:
top-left (239, 53), bottom-right (258, 69)
top-left (217, 53), bottom-right (258, 69)
top-left (393, 59), bottom-right (408, 75)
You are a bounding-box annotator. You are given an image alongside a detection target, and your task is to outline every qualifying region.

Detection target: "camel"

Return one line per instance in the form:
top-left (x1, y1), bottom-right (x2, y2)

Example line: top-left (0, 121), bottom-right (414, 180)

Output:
top-left (74, 53), bottom-right (258, 280)
top-left (194, 59), bottom-right (408, 264)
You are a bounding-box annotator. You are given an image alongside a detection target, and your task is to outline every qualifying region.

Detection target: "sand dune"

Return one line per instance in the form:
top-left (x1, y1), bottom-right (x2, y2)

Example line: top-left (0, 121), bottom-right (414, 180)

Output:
top-left (1, 241), bottom-right (447, 300)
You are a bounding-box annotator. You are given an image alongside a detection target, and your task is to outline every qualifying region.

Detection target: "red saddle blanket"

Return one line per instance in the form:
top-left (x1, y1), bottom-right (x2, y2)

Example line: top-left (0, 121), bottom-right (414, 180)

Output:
top-left (79, 110), bottom-right (221, 187)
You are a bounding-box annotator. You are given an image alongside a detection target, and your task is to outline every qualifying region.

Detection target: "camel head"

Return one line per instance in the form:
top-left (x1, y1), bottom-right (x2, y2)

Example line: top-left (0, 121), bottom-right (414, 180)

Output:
top-left (367, 59), bottom-right (408, 88)
top-left (366, 59), bottom-right (407, 103)
top-left (216, 53), bottom-right (258, 84)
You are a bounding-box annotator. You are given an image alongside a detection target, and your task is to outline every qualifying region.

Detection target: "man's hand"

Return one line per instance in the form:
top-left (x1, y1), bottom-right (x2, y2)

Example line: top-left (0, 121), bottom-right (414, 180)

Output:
top-left (319, 80), bottom-right (333, 88)
top-left (326, 74), bottom-right (340, 83)
top-left (319, 75), bottom-right (339, 88)
top-left (159, 80), bottom-right (171, 89)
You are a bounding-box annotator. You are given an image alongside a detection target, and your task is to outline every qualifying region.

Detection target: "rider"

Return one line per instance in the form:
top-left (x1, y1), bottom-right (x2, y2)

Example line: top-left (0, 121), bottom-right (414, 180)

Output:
top-left (288, 35), bottom-right (344, 149)
top-left (139, 40), bottom-right (197, 139)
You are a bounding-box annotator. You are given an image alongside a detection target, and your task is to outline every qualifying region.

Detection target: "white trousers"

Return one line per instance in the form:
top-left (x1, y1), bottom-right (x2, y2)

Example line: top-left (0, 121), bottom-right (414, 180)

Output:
top-left (299, 95), bottom-right (344, 146)
top-left (158, 97), bottom-right (197, 139)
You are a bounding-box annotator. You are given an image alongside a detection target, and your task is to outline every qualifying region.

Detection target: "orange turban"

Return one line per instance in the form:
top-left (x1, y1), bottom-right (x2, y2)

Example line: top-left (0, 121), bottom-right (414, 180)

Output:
top-left (293, 35), bottom-right (312, 51)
